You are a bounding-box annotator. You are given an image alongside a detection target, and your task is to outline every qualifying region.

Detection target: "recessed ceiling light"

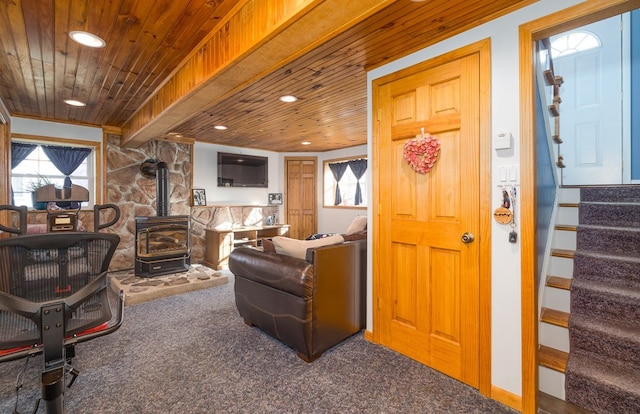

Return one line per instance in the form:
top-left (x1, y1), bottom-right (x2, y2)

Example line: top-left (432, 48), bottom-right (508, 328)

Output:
top-left (69, 31), bottom-right (106, 48)
top-left (301, 141), bottom-right (311, 146)
top-left (64, 99), bottom-right (86, 107)
top-left (214, 125), bottom-right (228, 130)
top-left (279, 95), bottom-right (298, 103)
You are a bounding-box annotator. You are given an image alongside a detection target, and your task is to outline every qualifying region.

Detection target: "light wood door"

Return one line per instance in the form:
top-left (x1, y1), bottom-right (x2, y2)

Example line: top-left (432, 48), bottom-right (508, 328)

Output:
top-left (284, 157), bottom-right (317, 240)
top-left (374, 51), bottom-right (481, 387)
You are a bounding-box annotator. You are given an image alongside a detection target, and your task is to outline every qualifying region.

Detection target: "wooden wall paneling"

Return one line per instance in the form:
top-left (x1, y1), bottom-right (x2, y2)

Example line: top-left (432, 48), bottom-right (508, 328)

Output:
top-left (59, 1), bottom-right (84, 120)
top-left (169, 0), bottom-right (533, 152)
top-left (22, 0), bottom-right (50, 117)
top-left (120, 0), bottom-right (395, 147)
top-left (0, 0), bottom-right (537, 153)
top-left (53, 0), bottom-right (76, 120)
top-left (93, 0), bottom-right (242, 125)
top-left (359, 0), bottom-right (532, 71)
top-left (0, 2), bottom-right (30, 114)
top-left (0, 0), bottom-right (244, 125)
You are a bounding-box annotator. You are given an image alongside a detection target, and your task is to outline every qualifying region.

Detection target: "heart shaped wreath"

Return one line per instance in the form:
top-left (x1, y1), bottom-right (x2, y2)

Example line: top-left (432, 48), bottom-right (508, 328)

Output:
top-left (403, 132), bottom-right (441, 174)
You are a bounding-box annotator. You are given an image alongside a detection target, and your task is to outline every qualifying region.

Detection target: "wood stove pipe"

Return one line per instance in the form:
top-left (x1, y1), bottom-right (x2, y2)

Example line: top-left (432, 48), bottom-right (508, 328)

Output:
top-left (156, 161), bottom-right (170, 217)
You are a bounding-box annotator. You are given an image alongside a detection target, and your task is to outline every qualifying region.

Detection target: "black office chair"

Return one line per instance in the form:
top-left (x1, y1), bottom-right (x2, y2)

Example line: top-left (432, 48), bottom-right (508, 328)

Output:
top-left (0, 232), bottom-right (124, 413)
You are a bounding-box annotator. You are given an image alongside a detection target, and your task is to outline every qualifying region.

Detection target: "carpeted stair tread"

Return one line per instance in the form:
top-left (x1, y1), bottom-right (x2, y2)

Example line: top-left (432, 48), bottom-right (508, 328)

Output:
top-left (565, 186), bottom-right (640, 413)
top-left (576, 225), bottom-right (640, 257)
top-left (565, 352), bottom-right (640, 414)
top-left (569, 313), bottom-right (640, 370)
top-left (579, 201), bottom-right (640, 227)
top-left (580, 185), bottom-right (640, 203)
top-left (573, 251), bottom-right (640, 288)
top-left (571, 278), bottom-right (640, 325)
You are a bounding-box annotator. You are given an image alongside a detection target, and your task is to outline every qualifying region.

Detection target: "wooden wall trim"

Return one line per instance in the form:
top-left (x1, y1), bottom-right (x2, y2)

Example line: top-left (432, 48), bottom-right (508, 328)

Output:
top-left (491, 385), bottom-right (523, 412)
top-left (518, 1), bottom-right (639, 413)
top-left (120, 0), bottom-right (394, 148)
top-left (101, 125), bottom-right (122, 136)
top-left (519, 21), bottom-right (538, 414)
top-left (476, 38), bottom-right (493, 399)
top-left (322, 154), bottom-right (368, 210)
top-left (0, 96), bottom-right (10, 206)
top-left (0, 95), bottom-right (11, 237)
top-left (101, 132), bottom-right (108, 205)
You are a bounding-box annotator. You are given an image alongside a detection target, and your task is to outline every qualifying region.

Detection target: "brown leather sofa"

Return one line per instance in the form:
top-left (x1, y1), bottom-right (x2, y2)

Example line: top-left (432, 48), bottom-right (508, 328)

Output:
top-left (228, 238), bottom-right (366, 362)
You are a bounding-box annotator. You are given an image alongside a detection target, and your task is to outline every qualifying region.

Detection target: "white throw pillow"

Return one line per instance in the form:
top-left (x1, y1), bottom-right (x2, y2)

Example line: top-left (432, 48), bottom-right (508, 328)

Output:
top-left (272, 234), bottom-right (345, 259)
top-left (344, 216), bottom-right (367, 235)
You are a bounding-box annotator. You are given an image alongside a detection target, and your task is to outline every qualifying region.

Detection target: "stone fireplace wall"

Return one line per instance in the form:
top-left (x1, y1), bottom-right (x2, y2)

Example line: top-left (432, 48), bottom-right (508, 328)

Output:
top-left (105, 137), bottom-right (191, 271)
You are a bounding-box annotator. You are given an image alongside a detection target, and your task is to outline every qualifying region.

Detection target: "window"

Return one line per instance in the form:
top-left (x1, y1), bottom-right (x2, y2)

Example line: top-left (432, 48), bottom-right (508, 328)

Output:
top-left (11, 137), bottom-right (99, 209)
top-left (550, 31), bottom-right (601, 58)
top-left (323, 156), bottom-right (367, 208)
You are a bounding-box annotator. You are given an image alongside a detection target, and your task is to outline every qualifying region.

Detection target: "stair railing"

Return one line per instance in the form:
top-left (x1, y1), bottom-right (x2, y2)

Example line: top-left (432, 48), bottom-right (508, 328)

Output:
top-left (534, 39), bottom-right (563, 318)
top-left (537, 39), bottom-right (565, 184)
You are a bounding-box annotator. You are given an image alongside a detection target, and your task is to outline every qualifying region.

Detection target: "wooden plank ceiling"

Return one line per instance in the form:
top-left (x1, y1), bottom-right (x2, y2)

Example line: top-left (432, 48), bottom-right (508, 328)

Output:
top-left (0, 0), bottom-right (533, 152)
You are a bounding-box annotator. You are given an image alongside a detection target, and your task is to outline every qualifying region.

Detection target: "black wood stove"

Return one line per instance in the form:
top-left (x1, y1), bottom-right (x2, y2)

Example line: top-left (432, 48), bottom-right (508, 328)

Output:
top-left (134, 161), bottom-right (191, 277)
top-left (135, 215), bottom-right (190, 277)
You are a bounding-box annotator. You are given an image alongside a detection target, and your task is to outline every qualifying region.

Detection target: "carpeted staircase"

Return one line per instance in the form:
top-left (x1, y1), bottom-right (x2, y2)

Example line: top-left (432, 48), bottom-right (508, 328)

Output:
top-left (565, 186), bottom-right (640, 413)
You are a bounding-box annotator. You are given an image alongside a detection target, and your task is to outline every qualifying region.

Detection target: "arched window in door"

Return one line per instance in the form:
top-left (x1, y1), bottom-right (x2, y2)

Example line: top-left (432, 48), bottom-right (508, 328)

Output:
top-left (550, 31), bottom-right (601, 58)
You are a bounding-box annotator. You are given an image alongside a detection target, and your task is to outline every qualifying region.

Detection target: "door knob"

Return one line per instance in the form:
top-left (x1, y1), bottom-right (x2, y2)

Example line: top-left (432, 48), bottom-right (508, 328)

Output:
top-left (461, 232), bottom-right (475, 243)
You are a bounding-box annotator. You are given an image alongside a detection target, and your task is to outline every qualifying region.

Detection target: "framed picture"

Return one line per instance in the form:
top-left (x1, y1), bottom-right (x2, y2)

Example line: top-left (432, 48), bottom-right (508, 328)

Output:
top-left (268, 193), bottom-right (283, 205)
top-left (192, 189), bottom-right (206, 206)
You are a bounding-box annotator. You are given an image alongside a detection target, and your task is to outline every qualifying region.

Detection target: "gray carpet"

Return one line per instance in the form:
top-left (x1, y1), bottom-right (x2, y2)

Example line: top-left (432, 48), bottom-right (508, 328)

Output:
top-left (1, 273), bottom-right (515, 413)
top-left (565, 186), bottom-right (640, 413)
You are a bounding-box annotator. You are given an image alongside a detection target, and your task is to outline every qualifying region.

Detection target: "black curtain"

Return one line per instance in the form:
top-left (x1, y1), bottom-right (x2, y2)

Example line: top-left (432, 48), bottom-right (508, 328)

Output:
top-left (328, 161), bottom-right (349, 205)
top-left (11, 142), bottom-right (37, 204)
top-left (41, 145), bottom-right (91, 188)
top-left (348, 158), bottom-right (367, 206)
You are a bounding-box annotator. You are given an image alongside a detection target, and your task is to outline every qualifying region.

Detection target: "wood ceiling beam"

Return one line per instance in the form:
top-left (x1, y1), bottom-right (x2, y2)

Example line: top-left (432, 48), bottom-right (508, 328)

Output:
top-left (120, 0), bottom-right (394, 148)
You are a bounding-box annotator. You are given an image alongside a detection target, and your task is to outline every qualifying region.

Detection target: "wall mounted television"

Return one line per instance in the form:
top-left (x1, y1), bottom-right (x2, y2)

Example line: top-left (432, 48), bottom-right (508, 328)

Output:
top-left (217, 152), bottom-right (268, 187)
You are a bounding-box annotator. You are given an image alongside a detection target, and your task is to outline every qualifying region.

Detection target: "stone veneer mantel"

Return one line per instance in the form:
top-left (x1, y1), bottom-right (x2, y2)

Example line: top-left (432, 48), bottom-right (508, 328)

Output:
top-left (189, 204), bottom-right (279, 265)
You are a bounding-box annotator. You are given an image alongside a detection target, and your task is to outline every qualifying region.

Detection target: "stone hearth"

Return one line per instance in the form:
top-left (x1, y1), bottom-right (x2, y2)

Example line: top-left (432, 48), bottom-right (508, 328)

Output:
top-left (109, 265), bottom-right (228, 306)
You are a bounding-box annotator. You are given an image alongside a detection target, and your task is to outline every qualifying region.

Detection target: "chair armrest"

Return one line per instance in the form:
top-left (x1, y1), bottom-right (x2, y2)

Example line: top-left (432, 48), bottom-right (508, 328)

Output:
top-left (303, 239), bottom-right (367, 325)
top-left (0, 205), bottom-right (27, 235)
top-left (309, 240), bottom-right (367, 348)
top-left (229, 247), bottom-right (314, 298)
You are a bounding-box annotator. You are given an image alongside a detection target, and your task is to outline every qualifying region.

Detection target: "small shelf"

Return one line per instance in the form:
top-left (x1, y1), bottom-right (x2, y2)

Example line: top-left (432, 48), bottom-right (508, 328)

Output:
top-left (203, 225), bottom-right (289, 269)
top-left (233, 238), bottom-right (257, 246)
